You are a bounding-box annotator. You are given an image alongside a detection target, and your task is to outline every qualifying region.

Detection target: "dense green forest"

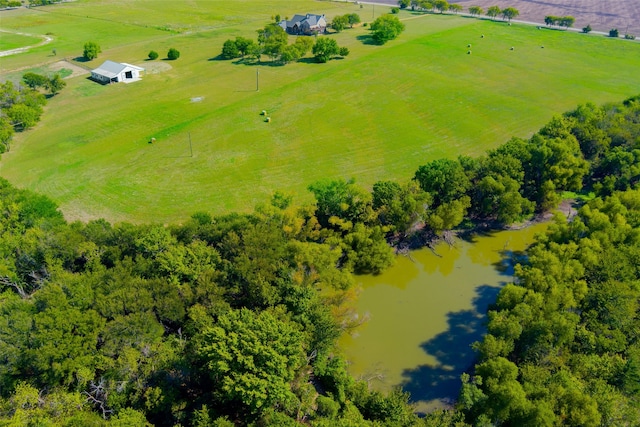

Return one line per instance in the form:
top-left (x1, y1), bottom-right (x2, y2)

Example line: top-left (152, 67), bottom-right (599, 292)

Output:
top-left (0, 95), bottom-right (638, 425)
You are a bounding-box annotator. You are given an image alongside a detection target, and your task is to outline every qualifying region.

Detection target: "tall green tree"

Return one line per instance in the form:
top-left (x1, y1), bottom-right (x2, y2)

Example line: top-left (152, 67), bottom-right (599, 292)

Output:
top-left (308, 178), bottom-right (375, 228)
top-left (257, 23), bottom-right (288, 61)
top-left (373, 180), bottom-right (428, 232)
top-left (414, 158), bottom-right (471, 207)
top-left (22, 72), bottom-right (48, 90)
top-left (234, 36), bottom-right (257, 58)
top-left (47, 74), bottom-right (66, 95)
top-left (0, 117), bottom-right (14, 153)
top-left (312, 37), bottom-right (340, 63)
top-left (501, 7), bottom-right (519, 22)
top-left (332, 15), bottom-right (348, 32)
top-left (221, 39), bottom-right (240, 59)
top-left (434, 0), bottom-right (449, 13)
top-left (347, 13), bottom-right (361, 27)
top-left (370, 14), bottom-right (405, 44)
top-left (82, 41), bottom-right (101, 60)
top-left (195, 308), bottom-right (305, 416)
top-left (559, 16), bottom-right (575, 28)
top-left (167, 48), bottom-right (180, 60)
top-left (486, 5), bottom-right (501, 19)
top-left (448, 3), bottom-right (463, 13)
top-left (6, 103), bottom-right (42, 130)
top-left (468, 6), bottom-right (483, 16)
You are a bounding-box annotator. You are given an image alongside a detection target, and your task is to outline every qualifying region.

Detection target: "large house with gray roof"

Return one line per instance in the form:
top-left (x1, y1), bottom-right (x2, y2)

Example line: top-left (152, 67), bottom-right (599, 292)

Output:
top-left (279, 14), bottom-right (327, 35)
top-left (90, 60), bottom-right (144, 84)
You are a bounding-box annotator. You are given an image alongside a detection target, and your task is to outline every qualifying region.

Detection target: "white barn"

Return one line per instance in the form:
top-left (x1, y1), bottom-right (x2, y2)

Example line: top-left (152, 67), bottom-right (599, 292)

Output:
top-left (90, 60), bottom-right (144, 84)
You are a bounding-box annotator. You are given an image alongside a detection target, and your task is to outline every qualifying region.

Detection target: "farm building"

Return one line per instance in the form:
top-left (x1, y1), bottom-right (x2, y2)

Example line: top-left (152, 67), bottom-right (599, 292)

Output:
top-left (90, 60), bottom-right (144, 84)
top-left (279, 14), bottom-right (326, 35)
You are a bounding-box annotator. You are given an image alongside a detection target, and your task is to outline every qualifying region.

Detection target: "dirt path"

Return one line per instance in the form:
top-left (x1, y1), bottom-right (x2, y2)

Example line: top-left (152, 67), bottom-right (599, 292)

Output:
top-left (0, 28), bottom-right (53, 57)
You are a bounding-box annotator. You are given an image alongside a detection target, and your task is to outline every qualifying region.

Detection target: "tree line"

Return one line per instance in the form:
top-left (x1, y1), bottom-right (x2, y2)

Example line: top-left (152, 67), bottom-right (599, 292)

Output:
top-left (0, 0), bottom-right (21, 8)
top-left (459, 189), bottom-right (640, 425)
top-left (544, 15), bottom-right (576, 29)
top-left (0, 93), bottom-right (638, 425)
top-left (25, 0), bottom-right (63, 6)
top-left (0, 74), bottom-right (66, 155)
top-left (400, 0), bottom-right (520, 22)
top-left (221, 19), bottom-right (352, 65)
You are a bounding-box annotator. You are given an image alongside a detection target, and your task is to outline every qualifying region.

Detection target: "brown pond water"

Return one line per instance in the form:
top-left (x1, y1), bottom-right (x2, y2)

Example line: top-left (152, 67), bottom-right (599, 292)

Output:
top-left (339, 223), bottom-right (548, 413)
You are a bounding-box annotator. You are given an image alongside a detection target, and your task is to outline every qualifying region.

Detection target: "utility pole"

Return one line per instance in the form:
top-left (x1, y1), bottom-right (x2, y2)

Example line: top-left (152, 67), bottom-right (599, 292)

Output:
top-left (188, 132), bottom-right (193, 157)
top-left (256, 68), bottom-right (259, 91)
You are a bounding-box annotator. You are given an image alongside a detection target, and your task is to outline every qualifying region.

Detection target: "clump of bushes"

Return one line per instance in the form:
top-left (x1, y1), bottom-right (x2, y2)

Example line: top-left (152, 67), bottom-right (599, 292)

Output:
top-left (312, 37), bottom-right (349, 63)
top-left (221, 36), bottom-right (257, 60)
top-left (624, 33), bottom-right (636, 40)
top-left (609, 28), bottom-right (619, 37)
top-left (331, 13), bottom-right (361, 32)
top-left (167, 48), bottom-right (180, 60)
top-left (370, 14), bottom-right (405, 44)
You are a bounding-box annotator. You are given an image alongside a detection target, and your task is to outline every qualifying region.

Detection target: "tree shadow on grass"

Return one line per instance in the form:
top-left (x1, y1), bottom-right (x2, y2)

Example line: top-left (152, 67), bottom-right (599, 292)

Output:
top-left (357, 34), bottom-right (380, 45)
top-left (296, 57), bottom-right (321, 64)
top-left (73, 56), bottom-right (91, 63)
top-left (400, 284), bottom-right (504, 411)
top-left (232, 59), bottom-right (285, 67)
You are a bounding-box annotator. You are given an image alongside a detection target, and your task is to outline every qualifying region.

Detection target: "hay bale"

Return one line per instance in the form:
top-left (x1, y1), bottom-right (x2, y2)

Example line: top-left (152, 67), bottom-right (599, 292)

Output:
top-left (149, 137), bottom-right (156, 144)
top-left (467, 44), bottom-right (471, 48)
top-left (266, 117), bottom-right (271, 123)
top-left (467, 50), bottom-right (471, 54)
top-left (510, 47), bottom-right (514, 50)
top-left (481, 34), bottom-right (484, 38)
top-left (261, 110), bottom-right (267, 115)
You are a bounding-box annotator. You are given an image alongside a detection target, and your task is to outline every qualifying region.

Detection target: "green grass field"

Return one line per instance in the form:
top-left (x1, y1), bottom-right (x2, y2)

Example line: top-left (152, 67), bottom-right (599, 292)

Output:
top-left (0, 31), bottom-right (42, 51)
top-left (1, 1), bottom-right (639, 223)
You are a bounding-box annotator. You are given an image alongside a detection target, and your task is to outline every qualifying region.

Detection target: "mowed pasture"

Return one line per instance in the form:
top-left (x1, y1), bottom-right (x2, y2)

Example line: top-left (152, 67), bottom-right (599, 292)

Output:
top-left (0, 31), bottom-right (42, 51)
top-left (1, 1), bottom-right (639, 223)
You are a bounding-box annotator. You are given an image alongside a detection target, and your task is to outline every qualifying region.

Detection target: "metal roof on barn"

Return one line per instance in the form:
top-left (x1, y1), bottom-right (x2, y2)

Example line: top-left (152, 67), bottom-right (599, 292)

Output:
top-left (92, 60), bottom-right (144, 78)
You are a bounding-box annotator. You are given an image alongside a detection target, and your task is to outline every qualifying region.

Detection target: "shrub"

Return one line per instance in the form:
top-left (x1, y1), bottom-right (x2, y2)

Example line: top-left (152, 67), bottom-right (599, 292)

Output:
top-left (609, 28), bottom-right (619, 37)
top-left (167, 48), bottom-right (180, 60)
top-left (582, 24), bottom-right (592, 33)
top-left (624, 34), bottom-right (636, 40)
top-left (315, 395), bottom-right (339, 418)
top-left (339, 47), bottom-right (350, 57)
top-left (82, 41), bottom-right (101, 61)
top-left (221, 39), bottom-right (239, 59)
top-left (148, 50), bottom-right (159, 60)
top-left (391, 7), bottom-right (400, 14)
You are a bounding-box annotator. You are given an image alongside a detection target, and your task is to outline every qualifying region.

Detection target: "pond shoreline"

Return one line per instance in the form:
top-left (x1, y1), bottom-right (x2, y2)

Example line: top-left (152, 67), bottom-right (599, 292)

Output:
top-left (391, 198), bottom-right (579, 254)
top-left (341, 220), bottom-right (554, 413)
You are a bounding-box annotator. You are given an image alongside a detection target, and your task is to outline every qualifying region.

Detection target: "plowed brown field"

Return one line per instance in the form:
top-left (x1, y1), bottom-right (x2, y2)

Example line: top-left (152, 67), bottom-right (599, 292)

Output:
top-left (369, 0), bottom-right (640, 36)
